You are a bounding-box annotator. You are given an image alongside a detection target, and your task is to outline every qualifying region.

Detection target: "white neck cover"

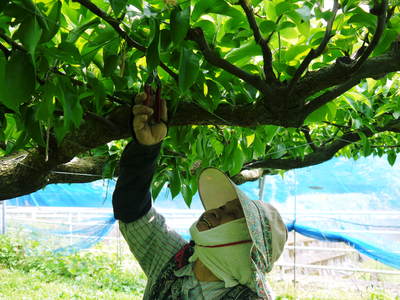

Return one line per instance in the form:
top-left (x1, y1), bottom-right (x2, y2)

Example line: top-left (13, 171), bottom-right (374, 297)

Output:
top-left (189, 218), bottom-right (253, 288)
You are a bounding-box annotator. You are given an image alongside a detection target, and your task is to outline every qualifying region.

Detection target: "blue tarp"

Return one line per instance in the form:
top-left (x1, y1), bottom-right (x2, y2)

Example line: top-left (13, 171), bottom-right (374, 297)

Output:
top-left (7, 156), bottom-right (400, 269)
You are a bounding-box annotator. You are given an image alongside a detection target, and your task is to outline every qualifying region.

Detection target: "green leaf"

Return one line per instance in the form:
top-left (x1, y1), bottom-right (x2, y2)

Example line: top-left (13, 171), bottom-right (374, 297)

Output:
top-left (17, 16), bottom-right (42, 55)
top-left (230, 145), bottom-right (245, 176)
top-left (277, 21), bottom-right (296, 31)
top-left (102, 159), bottom-right (118, 178)
top-left (0, 52), bottom-right (6, 105)
top-left (373, 29), bottom-right (398, 56)
top-left (179, 47), bottom-right (200, 93)
top-left (181, 183), bottom-right (193, 207)
top-left (41, 0), bottom-right (61, 43)
top-left (23, 107), bottom-right (45, 146)
top-left (128, 0), bottom-right (143, 11)
top-left (275, 2), bottom-right (297, 16)
top-left (169, 167), bottom-right (181, 199)
top-left (259, 20), bottom-right (276, 35)
top-left (285, 44), bottom-right (309, 61)
top-left (348, 9), bottom-right (376, 29)
top-left (253, 133), bottom-right (266, 157)
top-left (35, 83), bottom-right (56, 122)
top-left (88, 75), bottom-right (106, 113)
top-left (271, 143), bottom-right (287, 159)
top-left (225, 41), bottom-right (261, 64)
top-left (152, 177), bottom-right (166, 200)
top-left (305, 104), bottom-right (330, 123)
top-left (66, 19), bottom-right (101, 44)
top-left (0, 51), bottom-right (35, 111)
top-left (53, 117), bottom-right (68, 143)
top-left (160, 29), bottom-right (172, 51)
top-left (387, 151), bottom-right (396, 166)
top-left (170, 6), bottom-right (190, 46)
top-left (103, 54), bottom-right (119, 77)
top-left (192, 0), bottom-right (241, 22)
top-left (264, 125), bottom-right (280, 144)
top-left (146, 19), bottom-right (160, 72)
top-left (110, 0), bottom-right (127, 16)
top-left (358, 132), bottom-right (371, 156)
top-left (210, 138), bottom-right (224, 156)
top-left (55, 76), bottom-right (83, 129)
top-left (193, 19), bottom-right (216, 43)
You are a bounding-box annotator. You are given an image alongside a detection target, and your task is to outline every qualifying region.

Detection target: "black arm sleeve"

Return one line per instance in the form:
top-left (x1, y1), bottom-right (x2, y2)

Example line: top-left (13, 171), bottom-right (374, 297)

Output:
top-left (112, 140), bottom-right (161, 223)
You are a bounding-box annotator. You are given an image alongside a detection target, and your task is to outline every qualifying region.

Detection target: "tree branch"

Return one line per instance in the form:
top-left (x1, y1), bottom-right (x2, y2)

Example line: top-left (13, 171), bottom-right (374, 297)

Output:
top-left (243, 118), bottom-right (400, 170)
top-left (294, 52), bottom-right (400, 100)
top-left (288, 0), bottom-right (339, 95)
top-left (351, 0), bottom-right (388, 73)
top-left (0, 32), bottom-right (26, 52)
top-left (239, 0), bottom-right (277, 83)
top-left (48, 156), bottom-right (118, 184)
top-left (303, 77), bottom-right (361, 116)
top-left (187, 28), bottom-right (269, 94)
top-left (301, 126), bottom-right (318, 151)
top-left (265, 15), bottom-right (283, 44)
top-left (0, 43), bottom-right (10, 57)
top-left (71, 0), bottom-right (178, 81)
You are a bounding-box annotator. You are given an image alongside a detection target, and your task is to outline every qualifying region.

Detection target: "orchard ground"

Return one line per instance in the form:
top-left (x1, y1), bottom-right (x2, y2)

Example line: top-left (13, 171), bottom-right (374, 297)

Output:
top-left (0, 233), bottom-right (399, 300)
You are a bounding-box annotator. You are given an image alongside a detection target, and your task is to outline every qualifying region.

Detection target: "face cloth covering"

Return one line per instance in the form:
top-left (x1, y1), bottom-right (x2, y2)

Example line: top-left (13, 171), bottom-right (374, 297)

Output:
top-left (189, 218), bottom-right (253, 288)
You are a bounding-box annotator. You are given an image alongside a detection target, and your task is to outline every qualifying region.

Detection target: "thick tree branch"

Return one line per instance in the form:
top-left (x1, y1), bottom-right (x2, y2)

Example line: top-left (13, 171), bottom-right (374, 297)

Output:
top-left (351, 0), bottom-right (388, 73)
top-left (288, 0), bottom-right (339, 94)
top-left (48, 156), bottom-right (118, 184)
top-left (72, 0), bottom-right (178, 81)
top-left (187, 28), bottom-right (269, 94)
top-left (0, 105), bottom-right (131, 200)
top-left (239, 0), bottom-right (277, 83)
top-left (295, 52), bottom-right (400, 99)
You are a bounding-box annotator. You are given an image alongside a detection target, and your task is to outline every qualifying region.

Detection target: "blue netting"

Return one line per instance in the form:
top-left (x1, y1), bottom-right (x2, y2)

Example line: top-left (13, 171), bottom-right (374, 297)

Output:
top-left (5, 156), bottom-right (400, 268)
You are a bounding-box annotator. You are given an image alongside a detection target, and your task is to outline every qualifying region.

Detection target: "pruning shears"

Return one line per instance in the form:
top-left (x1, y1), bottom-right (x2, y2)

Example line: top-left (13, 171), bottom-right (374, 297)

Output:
top-left (144, 70), bottom-right (162, 123)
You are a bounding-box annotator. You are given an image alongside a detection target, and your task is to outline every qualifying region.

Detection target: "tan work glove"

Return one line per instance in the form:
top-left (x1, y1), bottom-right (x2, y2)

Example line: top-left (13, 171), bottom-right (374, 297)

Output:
top-left (132, 92), bottom-right (168, 146)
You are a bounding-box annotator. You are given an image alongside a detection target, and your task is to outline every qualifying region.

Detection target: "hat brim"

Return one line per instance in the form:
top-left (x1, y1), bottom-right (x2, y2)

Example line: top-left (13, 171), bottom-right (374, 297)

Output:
top-left (198, 168), bottom-right (239, 210)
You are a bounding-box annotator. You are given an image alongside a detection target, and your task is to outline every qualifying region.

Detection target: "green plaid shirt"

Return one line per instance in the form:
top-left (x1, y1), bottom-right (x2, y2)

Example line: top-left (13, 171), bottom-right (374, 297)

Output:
top-left (119, 207), bottom-right (229, 299)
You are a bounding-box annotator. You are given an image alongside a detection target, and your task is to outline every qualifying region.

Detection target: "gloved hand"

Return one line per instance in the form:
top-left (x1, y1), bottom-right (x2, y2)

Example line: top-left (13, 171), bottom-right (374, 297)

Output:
top-left (132, 92), bottom-right (168, 146)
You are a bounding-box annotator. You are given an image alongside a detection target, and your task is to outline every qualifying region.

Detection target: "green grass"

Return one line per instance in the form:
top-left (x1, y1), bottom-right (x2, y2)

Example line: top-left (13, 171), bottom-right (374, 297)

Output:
top-left (0, 267), bottom-right (142, 300)
top-left (0, 234), bottom-right (399, 300)
top-left (0, 234), bottom-right (146, 299)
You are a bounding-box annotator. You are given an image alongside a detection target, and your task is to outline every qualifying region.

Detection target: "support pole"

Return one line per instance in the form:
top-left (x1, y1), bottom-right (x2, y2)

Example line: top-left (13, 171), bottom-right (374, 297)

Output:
top-left (259, 175), bottom-right (266, 201)
top-left (1, 200), bottom-right (5, 234)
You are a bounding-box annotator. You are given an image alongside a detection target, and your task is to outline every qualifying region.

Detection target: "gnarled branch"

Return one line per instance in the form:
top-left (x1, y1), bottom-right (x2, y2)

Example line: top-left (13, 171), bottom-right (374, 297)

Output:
top-left (239, 0), bottom-right (276, 83)
top-left (288, 0), bottom-right (339, 95)
top-left (351, 0), bottom-right (388, 73)
top-left (187, 28), bottom-right (269, 94)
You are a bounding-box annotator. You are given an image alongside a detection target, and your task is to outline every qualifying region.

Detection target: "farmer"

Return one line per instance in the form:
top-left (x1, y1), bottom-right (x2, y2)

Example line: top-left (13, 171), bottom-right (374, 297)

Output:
top-left (112, 93), bottom-right (288, 299)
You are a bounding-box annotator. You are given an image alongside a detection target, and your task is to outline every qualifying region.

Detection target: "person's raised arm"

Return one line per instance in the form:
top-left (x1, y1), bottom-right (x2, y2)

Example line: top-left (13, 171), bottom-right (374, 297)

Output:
top-left (112, 94), bottom-right (186, 283)
top-left (112, 93), bottom-right (168, 223)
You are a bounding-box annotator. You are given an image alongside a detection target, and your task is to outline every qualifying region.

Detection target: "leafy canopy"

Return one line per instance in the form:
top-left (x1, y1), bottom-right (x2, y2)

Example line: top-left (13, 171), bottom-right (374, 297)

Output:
top-left (0, 0), bottom-right (400, 204)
